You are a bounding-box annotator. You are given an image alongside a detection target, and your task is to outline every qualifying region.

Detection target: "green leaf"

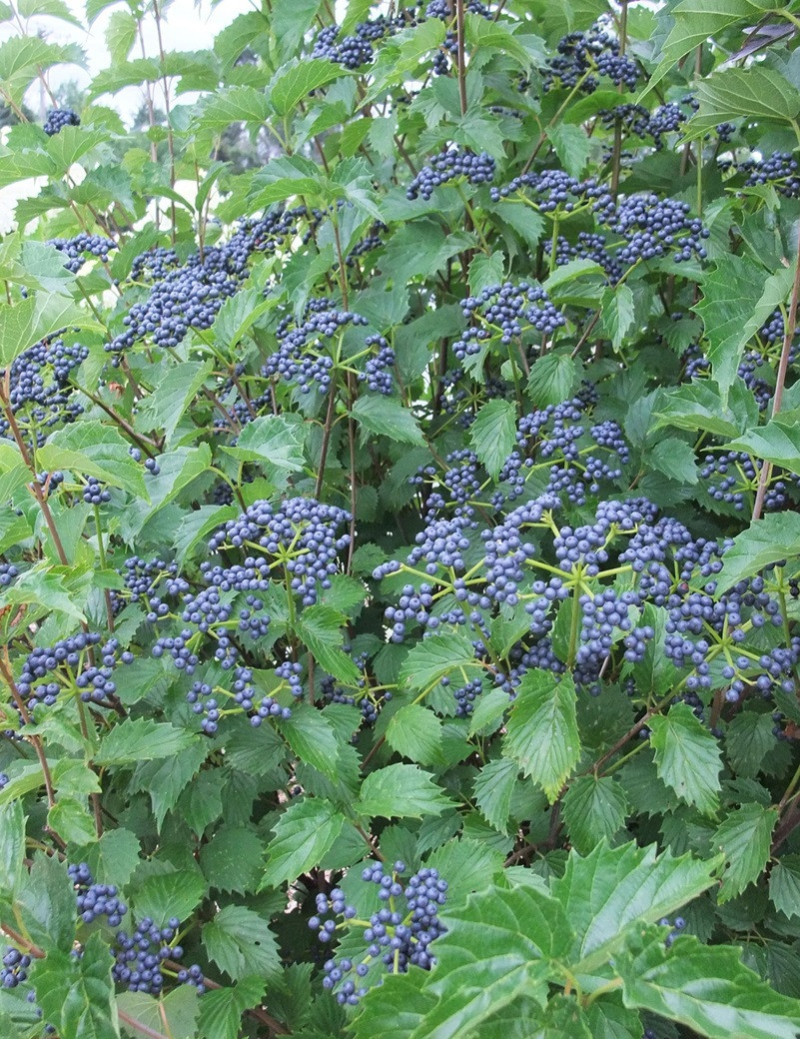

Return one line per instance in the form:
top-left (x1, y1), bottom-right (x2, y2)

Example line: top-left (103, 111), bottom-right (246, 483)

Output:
top-left (713, 803), bottom-right (778, 902)
top-left (649, 702), bottom-right (722, 815)
top-left (469, 398), bottom-right (517, 481)
top-left (105, 10), bottom-right (136, 65)
top-left (200, 826), bottom-right (266, 895)
top-left (617, 929), bottom-right (800, 1038)
top-left (503, 669), bottom-right (580, 802)
top-left (202, 906), bottom-right (280, 981)
top-left (385, 703), bottom-right (443, 764)
top-left (408, 885), bottom-right (573, 1038)
top-left (526, 350), bottom-right (578, 407)
top-left (561, 775), bottom-right (630, 854)
top-left (0, 799), bottom-right (24, 894)
top-left (648, 436), bottom-right (698, 484)
top-left (652, 381), bottom-right (744, 439)
top-left (693, 257), bottom-right (793, 402)
top-left (357, 763), bottom-right (455, 820)
top-left (398, 631), bottom-right (480, 691)
top-left (644, 0), bottom-right (776, 93)
top-left (197, 977), bottom-right (265, 1039)
top-left (727, 411), bottom-right (800, 473)
top-left (19, 0), bottom-right (83, 26)
top-left (726, 710), bottom-right (776, 777)
top-left (134, 444), bottom-right (213, 528)
top-left (48, 798), bottom-right (97, 846)
top-left (716, 512), bottom-right (800, 593)
top-left (116, 987), bottom-right (198, 1040)
top-left (269, 58), bottom-right (344, 116)
top-left (279, 702), bottom-right (341, 778)
top-left (221, 413), bottom-right (306, 473)
top-left (468, 252), bottom-right (505, 296)
top-left (134, 870), bottom-right (207, 926)
top-left (272, 0), bottom-right (324, 59)
top-left (769, 854), bottom-right (800, 920)
top-left (38, 421), bottom-right (148, 499)
top-left (131, 744), bottom-right (208, 831)
top-left (18, 853), bottom-right (76, 952)
top-left (351, 395), bottom-right (425, 446)
top-left (547, 122), bottom-right (592, 180)
top-left (135, 360), bottom-right (212, 446)
top-left (691, 65), bottom-right (800, 133)
top-left (82, 829), bottom-right (140, 889)
top-left (472, 757), bottom-right (518, 833)
top-left (96, 719), bottom-right (198, 764)
top-left (551, 841), bottom-right (720, 967)
top-left (262, 799), bottom-right (346, 888)
top-left (0, 291), bottom-right (101, 366)
top-left (295, 604), bottom-right (360, 684)
top-left (31, 934), bottom-right (117, 1040)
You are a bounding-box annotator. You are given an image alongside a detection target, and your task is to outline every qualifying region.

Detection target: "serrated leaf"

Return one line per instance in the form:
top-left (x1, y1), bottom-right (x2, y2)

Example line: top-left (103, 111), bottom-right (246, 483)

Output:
top-left (133, 870), bottom-right (207, 926)
top-left (354, 968), bottom-right (436, 1039)
top-left (691, 65), bottom-right (800, 132)
top-left (221, 413), bottom-right (306, 474)
top-left (202, 906), bottom-right (280, 981)
top-left (96, 719), bottom-right (197, 764)
top-left (269, 58), bottom-right (344, 116)
top-left (692, 256), bottom-right (792, 402)
top-left (727, 411), bottom-right (800, 473)
top-left (469, 398), bottom-right (517, 481)
top-left (201, 826), bottom-right (265, 895)
top-left (295, 604), bottom-right (360, 684)
top-left (468, 252), bottom-right (505, 296)
top-left (197, 977), bottom-right (265, 1039)
top-left (398, 631), bottom-right (480, 691)
top-left (408, 885), bottom-right (573, 1038)
top-left (648, 436), bottom-right (698, 484)
top-left (473, 757), bottom-right (518, 833)
top-left (279, 703), bottom-right (341, 778)
top-left (135, 360), bottom-right (212, 446)
top-left (31, 934), bottom-right (117, 1040)
top-left (385, 703), bottom-right (443, 764)
top-left (526, 350), bottom-right (578, 406)
top-left (726, 710), bottom-right (776, 777)
top-left (352, 395), bottom-right (425, 446)
top-left (713, 803), bottom-right (778, 902)
top-left (116, 987), bottom-right (198, 1040)
top-left (716, 512), bottom-right (800, 593)
top-left (357, 763), bottom-right (455, 820)
top-left (649, 702), bottom-right (722, 815)
top-left (18, 853), bottom-right (76, 952)
top-left (769, 854), bottom-right (800, 920)
top-left (131, 743), bottom-right (207, 832)
top-left (552, 841), bottom-right (719, 968)
top-left (561, 775), bottom-right (630, 854)
top-left (617, 928), bottom-right (800, 1038)
top-left (503, 669), bottom-right (580, 802)
top-left (262, 799), bottom-right (346, 888)
top-left (652, 381), bottom-right (744, 438)
top-left (0, 799), bottom-right (24, 894)
top-left (0, 291), bottom-right (101, 366)
top-left (38, 421), bottom-right (148, 499)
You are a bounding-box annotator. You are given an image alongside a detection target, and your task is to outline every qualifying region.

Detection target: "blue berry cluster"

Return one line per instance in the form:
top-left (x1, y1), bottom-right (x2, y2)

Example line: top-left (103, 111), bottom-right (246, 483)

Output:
top-left (83, 475), bottom-right (111, 505)
top-left (46, 232), bottom-right (115, 273)
top-left (16, 632), bottom-right (130, 718)
top-left (309, 860), bottom-right (448, 1005)
top-left (0, 946), bottom-right (31, 988)
top-left (263, 299), bottom-right (368, 394)
top-left (69, 862), bottom-right (128, 926)
top-left (741, 151), bottom-right (800, 198)
top-left (603, 194), bottom-right (709, 265)
top-left (542, 21), bottom-right (639, 94)
top-left (208, 496), bottom-right (351, 606)
top-left (556, 231), bottom-right (623, 284)
top-left (112, 916), bottom-right (204, 995)
top-left (454, 281), bottom-right (565, 360)
top-left (312, 15), bottom-right (403, 68)
top-left (43, 108), bottom-right (80, 135)
top-left (0, 335), bottom-right (88, 447)
top-left (407, 149), bottom-right (495, 201)
top-left (109, 209), bottom-right (301, 357)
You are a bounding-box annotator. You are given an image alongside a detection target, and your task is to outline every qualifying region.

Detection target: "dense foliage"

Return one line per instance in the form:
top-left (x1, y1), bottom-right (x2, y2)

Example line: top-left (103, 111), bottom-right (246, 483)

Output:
top-left (4, 0), bottom-right (800, 1036)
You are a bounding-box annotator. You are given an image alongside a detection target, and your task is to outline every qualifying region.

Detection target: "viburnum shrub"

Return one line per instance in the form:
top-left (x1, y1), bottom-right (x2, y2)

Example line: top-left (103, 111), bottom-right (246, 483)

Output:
top-left (4, 0), bottom-right (800, 1036)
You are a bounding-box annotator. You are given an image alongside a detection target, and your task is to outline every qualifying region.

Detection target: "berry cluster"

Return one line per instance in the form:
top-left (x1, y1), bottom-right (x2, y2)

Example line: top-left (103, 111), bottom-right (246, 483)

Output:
top-left (309, 861), bottom-right (448, 1005)
top-left (312, 15), bottom-right (402, 68)
top-left (46, 232), bottom-right (116, 274)
top-left (741, 151), bottom-right (800, 198)
top-left (603, 194), bottom-right (709, 265)
top-left (454, 281), bottom-right (564, 360)
top-left (0, 335), bottom-right (88, 447)
top-left (69, 862), bottom-right (128, 927)
top-left (208, 497), bottom-right (351, 606)
top-left (16, 632), bottom-right (129, 717)
top-left (83, 475), bottom-right (111, 505)
top-left (263, 299), bottom-right (368, 395)
top-left (407, 149), bottom-right (495, 201)
top-left (542, 22), bottom-right (639, 94)
top-left (43, 108), bottom-right (80, 135)
top-left (112, 916), bottom-right (204, 995)
top-left (109, 210), bottom-right (301, 357)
